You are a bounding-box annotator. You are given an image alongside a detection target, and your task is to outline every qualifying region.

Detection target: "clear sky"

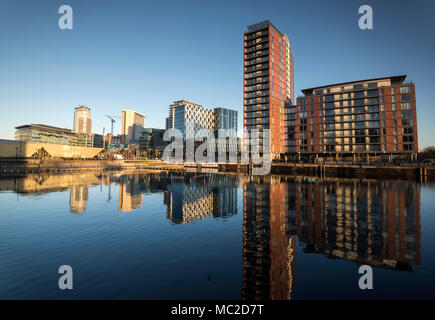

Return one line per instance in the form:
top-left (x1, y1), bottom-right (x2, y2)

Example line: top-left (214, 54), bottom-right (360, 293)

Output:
top-left (1, 0), bottom-right (434, 148)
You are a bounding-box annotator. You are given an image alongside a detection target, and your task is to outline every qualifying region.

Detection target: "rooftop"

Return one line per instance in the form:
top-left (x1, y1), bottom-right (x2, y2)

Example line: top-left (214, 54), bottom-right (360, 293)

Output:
top-left (245, 20), bottom-right (284, 36)
top-left (15, 124), bottom-right (73, 134)
top-left (170, 99), bottom-right (204, 108)
top-left (75, 105), bottom-right (91, 110)
top-left (301, 75), bottom-right (407, 95)
top-left (121, 110), bottom-right (146, 118)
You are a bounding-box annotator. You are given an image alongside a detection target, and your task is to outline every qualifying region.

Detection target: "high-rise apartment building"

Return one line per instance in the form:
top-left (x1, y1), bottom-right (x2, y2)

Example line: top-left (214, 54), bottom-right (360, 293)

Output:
top-left (244, 20), bottom-right (294, 160)
top-left (121, 110), bottom-right (146, 145)
top-left (285, 75), bottom-right (418, 161)
top-left (73, 105), bottom-right (92, 134)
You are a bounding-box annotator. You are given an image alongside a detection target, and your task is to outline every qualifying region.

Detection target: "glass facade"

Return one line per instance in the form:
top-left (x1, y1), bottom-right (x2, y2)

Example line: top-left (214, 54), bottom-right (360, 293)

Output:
top-left (214, 107), bottom-right (238, 131)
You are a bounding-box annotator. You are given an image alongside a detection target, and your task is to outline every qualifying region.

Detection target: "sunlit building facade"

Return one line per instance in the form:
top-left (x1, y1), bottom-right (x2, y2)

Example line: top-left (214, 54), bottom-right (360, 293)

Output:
top-left (285, 75), bottom-right (418, 160)
top-left (244, 20), bottom-right (294, 160)
top-left (121, 110), bottom-right (146, 145)
top-left (73, 105), bottom-right (92, 134)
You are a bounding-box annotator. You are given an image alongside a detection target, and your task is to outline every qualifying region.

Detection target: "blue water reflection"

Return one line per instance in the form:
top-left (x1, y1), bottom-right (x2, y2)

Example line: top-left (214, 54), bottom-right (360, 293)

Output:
top-left (0, 172), bottom-right (434, 299)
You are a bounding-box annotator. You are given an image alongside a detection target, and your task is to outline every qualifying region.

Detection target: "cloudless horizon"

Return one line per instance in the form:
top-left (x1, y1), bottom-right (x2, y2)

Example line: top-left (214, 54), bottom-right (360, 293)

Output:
top-left (1, 0), bottom-right (434, 148)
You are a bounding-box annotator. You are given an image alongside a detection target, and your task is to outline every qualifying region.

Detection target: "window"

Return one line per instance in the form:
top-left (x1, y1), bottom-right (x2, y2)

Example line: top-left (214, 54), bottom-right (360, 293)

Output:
top-left (401, 94), bottom-right (412, 101)
top-left (367, 89), bottom-right (378, 97)
top-left (354, 91), bottom-right (364, 98)
top-left (401, 110), bottom-right (412, 118)
top-left (355, 129), bottom-right (365, 136)
top-left (355, 136), bottom-right (366, 144)
top-left (400, 86), bottom-right (411, 94)
top-left (401, 103), bottom-right (411, 110)
top-left (403, 127), bottom-right (413, 134)
top-left (402, 119), bottom-right (413, 126)
top-left (403, 144), bottom-right (414, 151)
top-left (403, 136), bottom-right (414, 143)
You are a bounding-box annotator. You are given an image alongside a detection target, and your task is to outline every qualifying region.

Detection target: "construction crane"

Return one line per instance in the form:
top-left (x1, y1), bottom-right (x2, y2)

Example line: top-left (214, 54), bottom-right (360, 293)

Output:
top-left (105, 115), bottom-right (121, 135)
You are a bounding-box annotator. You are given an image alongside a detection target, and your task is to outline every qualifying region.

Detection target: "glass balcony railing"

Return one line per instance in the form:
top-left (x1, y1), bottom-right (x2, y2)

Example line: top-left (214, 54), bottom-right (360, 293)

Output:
top-left (244, 70), bottom-right (269, 79)
top-left (245, 84), bottom-right (269, 92)
top-left (245, 43), bottom-right (269, 54)
top-left (245, 37), bottom-right (268, 47)
top-left (245, 77), bottom-right (269, 85)
top-left (245, 63), bottom-right (268, 73)
top-left (245, 50), bottom-right (268, 60)
top-left (245, 97), bottom-right (269, 105)
top-left (245, 56), bottom-right (269, 66)
top-left (245, 31), bottom-right (268, 41)
top-left (244, 90), bottom-right (269, 99)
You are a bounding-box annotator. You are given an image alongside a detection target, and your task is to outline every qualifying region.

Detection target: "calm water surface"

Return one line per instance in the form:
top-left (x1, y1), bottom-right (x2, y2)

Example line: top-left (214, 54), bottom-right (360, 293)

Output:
top-left (0, 172), bottom-right (434, 299)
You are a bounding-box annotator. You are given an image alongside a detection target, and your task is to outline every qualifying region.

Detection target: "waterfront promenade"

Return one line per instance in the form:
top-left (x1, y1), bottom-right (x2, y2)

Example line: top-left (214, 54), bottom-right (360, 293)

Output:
top-left (0, 158), bottom-right (434, 181)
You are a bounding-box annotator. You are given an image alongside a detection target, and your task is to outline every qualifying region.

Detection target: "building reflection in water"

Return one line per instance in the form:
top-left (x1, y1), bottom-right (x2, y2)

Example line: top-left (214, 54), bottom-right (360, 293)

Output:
top-left (69, 184), bottom-right (89, 214)
top-left (164, 174), bottom-right (238, 224)
top-left (242, 176), bottom-right (421, 300)
top-left (0, 172), bottom-right (422, 299)
top-left (118, 175), bottom-right (143, 213)
top-left (113, 172), bottom-right (239, 221)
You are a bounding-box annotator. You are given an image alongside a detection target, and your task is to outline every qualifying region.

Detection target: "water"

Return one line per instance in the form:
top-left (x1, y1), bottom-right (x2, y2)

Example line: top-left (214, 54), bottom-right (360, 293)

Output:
top-left (0, 172), bottom-right (434, 299)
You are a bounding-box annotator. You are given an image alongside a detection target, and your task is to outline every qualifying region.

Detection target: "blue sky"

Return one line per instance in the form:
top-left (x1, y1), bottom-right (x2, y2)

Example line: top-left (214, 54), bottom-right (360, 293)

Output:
top-left (0, 0), bottom-right (434, 148)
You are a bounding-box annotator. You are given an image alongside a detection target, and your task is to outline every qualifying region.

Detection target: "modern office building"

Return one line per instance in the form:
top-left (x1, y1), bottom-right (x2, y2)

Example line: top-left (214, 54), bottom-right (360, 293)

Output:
top-left (73, 105), bottom-right (92, 134)
top-left (285, 75), bottom-right (418, 161)
top-left (15, 124), bottom-right (103, 149)
top-left (165, 100), bottom-right (238, 159)
top-left (167, 100), bottom-right (238, 135)
top-left (168, 100), bottom-right (215, 137)
top-left (15, 124), bottom-right (74, 145)
top-left (244, 20), bottom-right (294, 160)
top-left (121, 110), bottom-right (146, 146)
top-left (138, 128), bottom-right (167, 158)
top-left (214, 108), bottom-right (238, 133)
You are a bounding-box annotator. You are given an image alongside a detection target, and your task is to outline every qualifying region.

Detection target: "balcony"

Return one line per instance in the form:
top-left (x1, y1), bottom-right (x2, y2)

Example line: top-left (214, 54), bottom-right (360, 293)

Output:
top-left (245, 90), bottom-right (269, 99)
top-left (245, 104), bottom-right (269, 112)
top-left (245, 77), bottom-right (269, 86)
top-left (245, 56), bottom-right (269, 66)
top-left (245, 111), bottom-right (269, 119)
top-left (245, 50), bottom-right (269, 60)
top-left (245, 43), bottom-right (269, 54)
top-left (245, 83), bottom-right (269, 92)
top-left (245, 31), bottom-right (268, 41)
top-left (245, 97), bottom-right (269, 105)
top-left (245, 37), bottom-right (268, 47)
top-left (244, 70), bottom-right (269, 79)
top-left (245, 63), bottom-right (268, 73)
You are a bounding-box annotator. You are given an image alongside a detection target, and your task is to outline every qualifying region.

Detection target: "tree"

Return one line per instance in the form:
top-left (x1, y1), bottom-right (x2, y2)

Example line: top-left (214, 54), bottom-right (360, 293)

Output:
top-left (419, 146), bottom-right (435, 159)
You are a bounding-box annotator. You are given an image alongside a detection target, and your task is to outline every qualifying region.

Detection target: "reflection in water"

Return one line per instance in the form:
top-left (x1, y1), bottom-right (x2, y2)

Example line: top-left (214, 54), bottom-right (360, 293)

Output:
top-left (70, 185), bottom-right (89, 213)
top-left (242, 176), bottom-right (421, 299)
top-left (0, 172), bottom-right (422, 299)
top-left (164, 174), bottom-right (238, 224)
